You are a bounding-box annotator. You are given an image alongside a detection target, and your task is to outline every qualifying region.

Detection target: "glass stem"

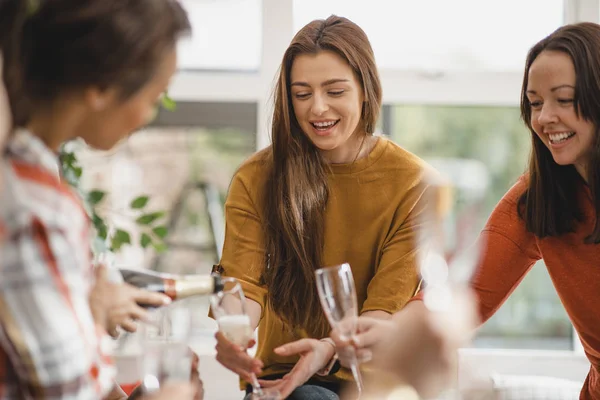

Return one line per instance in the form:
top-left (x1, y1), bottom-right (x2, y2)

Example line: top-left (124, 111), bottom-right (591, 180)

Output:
top-left (341, 346), bottom-right (364, 395)
top-left (250, 372), bottom-right (263, 395)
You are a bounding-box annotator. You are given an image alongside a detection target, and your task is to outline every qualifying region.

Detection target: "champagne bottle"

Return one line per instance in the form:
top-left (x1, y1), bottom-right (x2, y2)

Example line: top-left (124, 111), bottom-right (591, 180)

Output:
top-left (119, 268), bottom-right (224, 302)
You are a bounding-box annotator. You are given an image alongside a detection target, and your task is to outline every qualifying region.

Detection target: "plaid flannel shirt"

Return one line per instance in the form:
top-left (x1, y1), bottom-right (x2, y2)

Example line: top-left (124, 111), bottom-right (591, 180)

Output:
top-left (0, 129), bottom-right (115, 399)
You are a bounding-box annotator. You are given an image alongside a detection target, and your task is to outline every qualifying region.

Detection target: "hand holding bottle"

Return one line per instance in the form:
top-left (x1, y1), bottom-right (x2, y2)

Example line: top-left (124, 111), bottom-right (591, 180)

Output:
top-left (119, 268), bottom-right (224, 302)
top-left (89, 266), bottom-right (172, 337)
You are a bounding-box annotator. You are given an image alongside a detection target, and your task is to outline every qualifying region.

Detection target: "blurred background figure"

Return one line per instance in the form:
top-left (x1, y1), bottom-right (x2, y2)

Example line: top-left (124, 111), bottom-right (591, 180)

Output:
top-left (0, 0), bottom-right (200, 398)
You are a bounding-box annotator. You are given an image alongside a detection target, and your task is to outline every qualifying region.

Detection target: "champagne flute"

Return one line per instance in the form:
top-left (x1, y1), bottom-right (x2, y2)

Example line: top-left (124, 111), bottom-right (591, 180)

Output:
top-left (418, 159), bottom-right (489, 312)
top-left (115, 303), bottom-right (194, 398)
top-left (139, 304), bottom-right (194, 393)
top-left (210, 278), bottom-right (279, 400)
top-left (315, 263), bottom-right (364, 396)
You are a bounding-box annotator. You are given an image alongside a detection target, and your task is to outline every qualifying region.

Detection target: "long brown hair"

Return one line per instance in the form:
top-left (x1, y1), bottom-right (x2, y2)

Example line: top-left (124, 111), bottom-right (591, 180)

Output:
top-left (0, 0), bottom-right (190, 128)
top-left (519, 22), bottom-right (600, 243)
top-left (261, 15), bottom-right (382, 332)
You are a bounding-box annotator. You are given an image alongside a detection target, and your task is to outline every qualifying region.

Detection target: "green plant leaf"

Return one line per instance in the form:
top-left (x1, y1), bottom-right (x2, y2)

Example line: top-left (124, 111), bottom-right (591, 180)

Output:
top-left (114, 229), bottom-right (131, 244)
top-left (60, 151), bottom-right (76, 166)
top-left (136, 211), bottom-right (165, 225)
top-left (140, 233), bottom-right (153, 248)
top-left (130, 195), bottom-right (149, 209)
top-left (92, 213), bottom-right (108, 240)
top-left (73, 166), bottom-right (83, 178)
top-left (161, 94), bottom-right (176, 111)
top-left (152, 226), bottom-right (168, 239)
top-left (111, 229), bottom-right (131, 251)
top-left (88, 190), bottom-right (106, 205)
top-left (152, 242), bottom-right (168, 253)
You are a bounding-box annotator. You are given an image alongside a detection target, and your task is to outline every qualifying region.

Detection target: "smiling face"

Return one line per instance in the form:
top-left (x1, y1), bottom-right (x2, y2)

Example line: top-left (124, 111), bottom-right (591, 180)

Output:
top-left (526, 50), bottom-right (596, 178)
top-left (289, 50), bottom-right (366, 163)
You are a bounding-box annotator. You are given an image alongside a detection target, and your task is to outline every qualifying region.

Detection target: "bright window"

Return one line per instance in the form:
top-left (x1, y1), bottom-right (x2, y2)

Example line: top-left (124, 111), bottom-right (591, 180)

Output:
top-left (389, 104), bottom-right (572, 350)
top-left (177, 0), bottom-right (262, 71)
top-left (294, 0), bottom-right (563, 71)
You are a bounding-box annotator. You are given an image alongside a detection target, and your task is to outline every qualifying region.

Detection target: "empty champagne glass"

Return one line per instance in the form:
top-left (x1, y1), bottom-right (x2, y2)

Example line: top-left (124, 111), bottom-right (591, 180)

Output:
top-left (315, 263), bottom-right (364, 395)
top-left (137, 303), bottom-right (194, 394)
top-left (210, 278), bottom-right (279, 400)
top-left (418, 159), bottom-right (489, 312)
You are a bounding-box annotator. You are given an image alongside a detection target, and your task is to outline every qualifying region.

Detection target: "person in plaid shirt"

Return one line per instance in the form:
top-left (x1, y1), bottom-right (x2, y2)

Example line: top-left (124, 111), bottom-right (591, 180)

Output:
top-left (0, 0), bottom-right (200, 399)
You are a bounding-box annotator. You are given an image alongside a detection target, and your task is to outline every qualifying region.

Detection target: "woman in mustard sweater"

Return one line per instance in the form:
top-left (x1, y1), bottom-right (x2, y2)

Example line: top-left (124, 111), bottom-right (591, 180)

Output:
top-left (215, 15), bottom-right (430, 400)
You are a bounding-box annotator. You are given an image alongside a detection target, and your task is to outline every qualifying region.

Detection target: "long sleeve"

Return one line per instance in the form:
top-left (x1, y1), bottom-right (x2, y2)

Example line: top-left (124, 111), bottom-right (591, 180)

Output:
top-left (0, 216), bottom-right (116, 399)
top-left (471, 184), bottom-right (542, 322)
top-left (219, 165), bottom-right (268, 316)
top-left (409, 181), bottom-right (542, 322)
top-left (361, 180), bottom-right (426, 314)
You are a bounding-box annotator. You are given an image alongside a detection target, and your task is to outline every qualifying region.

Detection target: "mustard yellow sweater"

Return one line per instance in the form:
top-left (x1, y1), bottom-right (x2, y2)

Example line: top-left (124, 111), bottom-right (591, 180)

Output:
top-left (220, 137), bottom-right (427, 386)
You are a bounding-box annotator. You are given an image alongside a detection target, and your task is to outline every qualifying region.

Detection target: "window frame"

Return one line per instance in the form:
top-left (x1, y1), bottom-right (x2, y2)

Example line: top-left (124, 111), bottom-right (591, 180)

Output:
top-left (167, 0), bottom-right (599, 365)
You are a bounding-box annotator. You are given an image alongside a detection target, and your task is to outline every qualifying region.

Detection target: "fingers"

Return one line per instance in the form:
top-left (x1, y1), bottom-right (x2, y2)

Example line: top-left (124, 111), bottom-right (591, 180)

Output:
top-left (108, 326), bottom-right (119, 338)
top-left (94, 264), bottom-right (108, 282)
top-left (331, 317), bottom-right (382, 350)
top-left (190, 351), bottom-right (200, 373)
top-left (215, 331), bottom-right (245, 352)
top-left (336, 346), bottom-right (356, 368)
top-left (191, 372), bottom-right (204, 400)
top-left (133, 287), bottom-right (172, 307)
top-left (276, 375), bottom-right (300, 399)
top-left (214, 352), bottom-right (256, 382)
top-left (352, 319), bottom-right (392, 349)
top-left (214, 332), bottom-right (263, 379)
top-left (109, 303), bottom-right (147, 332)
top-left (355, 316), bottom-right (380, 333)
top-left (355, 348), bottom-right (373, 363)
top-left (273, 339), bottom-right (313, 356)
top-left (257, 379), bottom-right (284, 388)
top-left (119, 318), bottom-right (139, 333)
top-left (126, 303), bottom-right (149, 322)
top-left (329, 328), bottom-right (349, 348)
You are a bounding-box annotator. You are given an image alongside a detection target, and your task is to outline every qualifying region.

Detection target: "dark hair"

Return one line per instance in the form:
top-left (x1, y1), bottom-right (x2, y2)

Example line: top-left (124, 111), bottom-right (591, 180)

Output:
top-left (261, 15), bottom-right (382, 332)
top-left (518, 22), bottom-right (600, 243)
top-left (0, 0), bottom-right (191, 127)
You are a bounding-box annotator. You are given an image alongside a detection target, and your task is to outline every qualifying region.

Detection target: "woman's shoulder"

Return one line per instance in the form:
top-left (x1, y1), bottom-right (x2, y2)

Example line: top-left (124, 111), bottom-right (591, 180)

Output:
top-left (234, 146), bottom-right (273, 180)
top-left (375, 136), bottom-right (428, 176)
top-left (500, 176), bottom-right (529, 206)
top-left (484, 176), bottom-right (529, 229)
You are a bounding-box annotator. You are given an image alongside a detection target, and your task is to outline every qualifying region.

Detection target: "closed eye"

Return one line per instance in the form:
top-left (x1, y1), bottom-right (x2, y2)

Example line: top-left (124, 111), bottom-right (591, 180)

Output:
top-left (329, 90), bottom-right (344, 96)
top-left (294, 93), bottom-right (311, 99)
top-left (529, 100), bottom-right (543, 110)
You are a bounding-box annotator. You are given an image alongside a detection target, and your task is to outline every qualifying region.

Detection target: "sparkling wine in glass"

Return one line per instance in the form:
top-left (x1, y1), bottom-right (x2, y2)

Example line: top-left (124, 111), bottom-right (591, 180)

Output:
top-left (315, 263), bottom-right (364, 395)
top-left (210, 278), bottom-right (279, 400)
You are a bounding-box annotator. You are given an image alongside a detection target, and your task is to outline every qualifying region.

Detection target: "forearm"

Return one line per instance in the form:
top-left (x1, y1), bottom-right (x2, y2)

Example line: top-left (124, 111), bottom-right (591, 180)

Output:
top-left (361, 310), bottom-right (391, 319)
top-left (246, 298), bottom-right (262, 330)
top-left (392, 300), bottom-right (425, 322)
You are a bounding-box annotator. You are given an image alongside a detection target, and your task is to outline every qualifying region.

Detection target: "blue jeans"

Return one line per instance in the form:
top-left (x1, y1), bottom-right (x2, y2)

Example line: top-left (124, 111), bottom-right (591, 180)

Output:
top-left (243, 384), bottom-right (339, 400)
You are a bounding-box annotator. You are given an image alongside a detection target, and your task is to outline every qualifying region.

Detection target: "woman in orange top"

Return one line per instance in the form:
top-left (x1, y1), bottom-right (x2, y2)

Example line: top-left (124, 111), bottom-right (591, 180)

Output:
top-left (335, 22), bottom-right (600, 399)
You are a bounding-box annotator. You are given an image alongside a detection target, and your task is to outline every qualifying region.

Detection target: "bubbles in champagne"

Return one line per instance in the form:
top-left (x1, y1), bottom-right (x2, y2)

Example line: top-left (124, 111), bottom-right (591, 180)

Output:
top-left (217, 315), bottom-right (253, 347)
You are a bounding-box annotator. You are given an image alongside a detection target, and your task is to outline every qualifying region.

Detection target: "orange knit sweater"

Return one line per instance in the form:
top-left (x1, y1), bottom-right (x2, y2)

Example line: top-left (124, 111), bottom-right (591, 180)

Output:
top-left (468, 178), bottom-right (600, 399)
